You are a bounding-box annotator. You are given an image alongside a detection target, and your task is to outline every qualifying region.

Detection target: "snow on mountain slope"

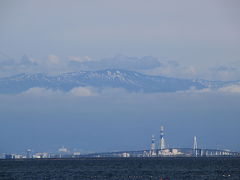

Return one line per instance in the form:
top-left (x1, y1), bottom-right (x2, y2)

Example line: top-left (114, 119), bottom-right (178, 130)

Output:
top-left (0, 69), bottom-right (238, 94)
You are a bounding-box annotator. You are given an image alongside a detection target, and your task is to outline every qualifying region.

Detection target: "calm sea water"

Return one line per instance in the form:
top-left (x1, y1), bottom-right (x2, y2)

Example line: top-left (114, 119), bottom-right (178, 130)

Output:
top-left (0, 157), bottom-right (240, 180)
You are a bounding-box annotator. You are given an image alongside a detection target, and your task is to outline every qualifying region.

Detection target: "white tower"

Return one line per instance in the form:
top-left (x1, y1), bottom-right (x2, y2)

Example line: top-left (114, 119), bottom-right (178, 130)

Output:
top-left (150, 135), bottom-right (156, 157)
top-left (159, 126), bottom-right (165, 150)
top-left (193, 136), bottom-right (198, 157)
top-left (158, 126), bottom-right (165, 156)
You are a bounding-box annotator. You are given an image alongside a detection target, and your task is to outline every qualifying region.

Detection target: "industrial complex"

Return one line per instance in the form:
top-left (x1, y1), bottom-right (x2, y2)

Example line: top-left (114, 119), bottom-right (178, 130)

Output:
top-left (1, 126), bottom-right (240, 159)
top-left (87, 126), bottom-right (240, 158)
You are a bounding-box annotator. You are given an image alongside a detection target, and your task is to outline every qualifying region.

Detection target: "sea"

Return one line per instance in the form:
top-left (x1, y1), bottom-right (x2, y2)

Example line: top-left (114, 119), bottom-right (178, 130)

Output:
top-left (0, 157), bottom-right (239, 180)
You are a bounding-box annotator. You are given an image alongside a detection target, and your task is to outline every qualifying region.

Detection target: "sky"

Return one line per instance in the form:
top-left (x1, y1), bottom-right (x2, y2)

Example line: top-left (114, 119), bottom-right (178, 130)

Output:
top-left (0, 0), bottom-right (240, 67)
top-left (0, 90), bottom-right (240, 153)
top-left (0, 0), bottom-right (240, 154)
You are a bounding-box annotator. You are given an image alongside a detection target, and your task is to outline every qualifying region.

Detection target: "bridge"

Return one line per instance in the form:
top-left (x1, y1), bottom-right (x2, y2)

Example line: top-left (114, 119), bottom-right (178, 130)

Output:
top-left (83, 148), bottom-right (240, 158)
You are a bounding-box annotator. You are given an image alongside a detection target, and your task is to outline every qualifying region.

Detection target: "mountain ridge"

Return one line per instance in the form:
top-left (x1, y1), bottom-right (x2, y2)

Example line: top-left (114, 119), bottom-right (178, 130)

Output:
top-left (0, 69), bottom-right (238, 94)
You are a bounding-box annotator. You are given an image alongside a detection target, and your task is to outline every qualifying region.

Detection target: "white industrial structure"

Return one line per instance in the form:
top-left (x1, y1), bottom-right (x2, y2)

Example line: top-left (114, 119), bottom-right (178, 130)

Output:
top-left (150, 135), bottom-right (156, 156)
top-left (3, 126), bottom-right (240, 159)
top-left (193, 136), bottom-right (198, 157)
top-left (159, 126), bottom-right (165, 155)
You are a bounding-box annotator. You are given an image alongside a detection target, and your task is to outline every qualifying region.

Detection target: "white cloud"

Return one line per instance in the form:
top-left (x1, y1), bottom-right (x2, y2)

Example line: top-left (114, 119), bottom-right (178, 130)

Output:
top-left (143, 62), bottom-right (198, 79)
top-left (18, 86), bottom-right (132, 98)
top-left (21, 87), bottom-right (95, 97)
top-left (176, 85), bottom-right (240, 95)
top-left (48, 54), bottom-right (60, 64)
top-left (21, 87), bottom-right (63, 96)
top-left (2, 84), bottom-right (240, 101)
top-left (69, 87), bottom-right (94, 96)
top-left (176, 88), bottom-right (212, 94)
top-left (207, 64), bottom-right (240, 81)
top-left (28, 57), bottom-right (40, 64)
top-left (99, 87), bottom-right (130, 96)
top-left (218, 85), bottom-right (240, 94)
top-left (1, 53), bottom-right (239, 81)
top-left (68, 56), bottom-right (92, 63)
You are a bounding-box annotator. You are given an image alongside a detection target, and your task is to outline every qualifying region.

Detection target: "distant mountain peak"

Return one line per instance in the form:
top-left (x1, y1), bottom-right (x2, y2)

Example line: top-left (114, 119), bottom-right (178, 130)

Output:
top-left (0, 69), bottom-right (238, 94)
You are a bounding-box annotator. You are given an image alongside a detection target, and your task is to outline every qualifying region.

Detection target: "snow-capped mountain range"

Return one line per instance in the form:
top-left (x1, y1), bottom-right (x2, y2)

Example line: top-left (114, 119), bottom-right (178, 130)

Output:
top-left (0, 69), bottom-right (238, 94)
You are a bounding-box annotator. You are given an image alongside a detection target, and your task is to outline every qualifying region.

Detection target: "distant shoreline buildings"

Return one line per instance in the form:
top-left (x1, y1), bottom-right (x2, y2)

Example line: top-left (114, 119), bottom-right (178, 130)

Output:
top-left (1, 126), bottom-right (240, 159)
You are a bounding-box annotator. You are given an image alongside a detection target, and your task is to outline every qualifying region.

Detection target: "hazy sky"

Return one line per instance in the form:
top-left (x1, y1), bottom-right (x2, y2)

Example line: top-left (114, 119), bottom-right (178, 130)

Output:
top-left (0, 0), bottom-right (240, 154)
top-left (0, 0), bottom-right (240, 68)
top-left (0, 90), bottom-right (240, 153)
